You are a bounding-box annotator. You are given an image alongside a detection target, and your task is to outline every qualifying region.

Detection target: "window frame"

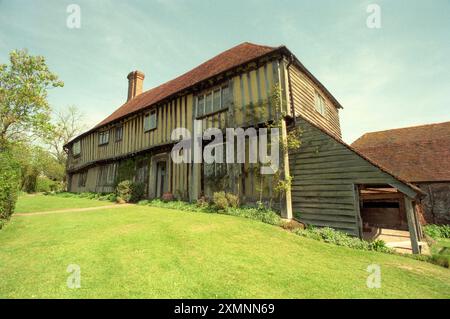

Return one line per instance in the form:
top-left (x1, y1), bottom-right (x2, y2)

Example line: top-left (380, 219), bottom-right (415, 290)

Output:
top-left (144, 110), bottom-right (157, 132)
top-left (72, 140), bottom-right (81, 157)
top-left (314, 90), bottom-right (327, 117)
top-left (98, 130), bottom-right (110, 146)
top-left (115, 126), bottom-right (123, 142)
top-left (97, 163), bottom-right (117, 187)
top-left (195, 84), bottom-right (230, 119)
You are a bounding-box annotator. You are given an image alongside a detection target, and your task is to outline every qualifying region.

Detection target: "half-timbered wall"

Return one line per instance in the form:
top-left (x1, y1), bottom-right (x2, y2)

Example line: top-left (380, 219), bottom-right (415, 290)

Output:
top-left (67, 94), bottom-right (194, 172)
top-left (67, 58), bottom-right (284, 199)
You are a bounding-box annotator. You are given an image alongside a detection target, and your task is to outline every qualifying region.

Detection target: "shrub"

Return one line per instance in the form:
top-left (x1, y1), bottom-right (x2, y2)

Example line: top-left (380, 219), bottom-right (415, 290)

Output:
top-left (225, 206), bottom-right (283, 226)
top-left (368, 239), bottom-right (392, 253)
top-left (212, 192), bottom-right (240, 210)
top-left (225, 193), bottom-right (240, 208)
top-left (196, 196), bottom-right (209, 209)
top-left (281, 219), bottom-right (305, 231)
top-left (98, 193), bottom-right (117, 202)
top-left (0, 151), bottom-right (21, 221)
top-left (213, 191), bottom-right (229, 210)
top-left (424, 224), bottom-right (450, 239)
top-left (293, 226), bottom-right (392, 253)
top-left (130, 181), bottom-right (145, 203)
top-left (116, 180), bottom-right (132, 203)
top-left (36, 176), bottom-right (57, 193)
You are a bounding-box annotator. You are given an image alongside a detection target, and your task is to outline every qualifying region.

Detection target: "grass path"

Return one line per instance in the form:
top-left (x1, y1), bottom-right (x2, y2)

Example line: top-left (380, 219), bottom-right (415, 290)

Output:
top-left (0, 196), bottom-right (449, 298)
top-left (15, 194), bottom-right (115, 214)
top-left (14, 204), bottom-right (132, 216)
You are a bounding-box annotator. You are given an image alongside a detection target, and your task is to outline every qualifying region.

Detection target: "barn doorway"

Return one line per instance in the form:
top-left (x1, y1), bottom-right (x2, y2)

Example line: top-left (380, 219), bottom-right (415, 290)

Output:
top-left (357, 185), bottom-right (424, 254)
top-left (360, 187), bottom-right (408, 231)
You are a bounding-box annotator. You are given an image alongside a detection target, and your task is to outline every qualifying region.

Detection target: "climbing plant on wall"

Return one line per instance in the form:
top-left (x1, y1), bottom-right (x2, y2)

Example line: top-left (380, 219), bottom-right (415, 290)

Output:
top-left (116, 158), bottom-right (135, 186)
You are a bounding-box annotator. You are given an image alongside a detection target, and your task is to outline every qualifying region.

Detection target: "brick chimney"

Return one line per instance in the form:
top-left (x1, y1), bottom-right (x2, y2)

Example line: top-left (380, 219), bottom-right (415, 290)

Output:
top-left (127, 70), bottom-right (145, 101)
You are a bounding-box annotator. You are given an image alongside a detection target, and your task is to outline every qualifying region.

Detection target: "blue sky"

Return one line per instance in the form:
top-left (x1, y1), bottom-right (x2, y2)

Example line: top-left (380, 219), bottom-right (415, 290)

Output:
top-left (0, 0), bottom-right (449, 143)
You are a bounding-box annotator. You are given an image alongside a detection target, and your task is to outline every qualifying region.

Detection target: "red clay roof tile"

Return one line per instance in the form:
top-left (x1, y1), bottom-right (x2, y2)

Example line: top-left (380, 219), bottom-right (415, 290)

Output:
top-left (352, 122), bottom-right (450, 182)
top-left (95, 42), bottom-right (277, 128)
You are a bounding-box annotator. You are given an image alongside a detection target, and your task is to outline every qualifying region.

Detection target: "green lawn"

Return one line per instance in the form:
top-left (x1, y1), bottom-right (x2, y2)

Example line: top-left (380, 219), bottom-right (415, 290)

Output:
top-left (0, 196), bottom-right (449, 298)
top-left (15, 194), bottom-right (114, 213)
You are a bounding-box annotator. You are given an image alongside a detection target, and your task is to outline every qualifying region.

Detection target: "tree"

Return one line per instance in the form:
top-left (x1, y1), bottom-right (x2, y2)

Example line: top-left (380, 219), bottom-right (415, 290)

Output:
top-left (45, 105), bottom-right (86, 165)
top-left (12, 142), bottom-right (65, 193)
top-left (0, 49), bottom-right (63, 148)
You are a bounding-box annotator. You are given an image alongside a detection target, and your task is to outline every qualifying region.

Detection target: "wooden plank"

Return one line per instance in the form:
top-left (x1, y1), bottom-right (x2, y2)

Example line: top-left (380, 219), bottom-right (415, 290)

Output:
top-left (405, 197), bottom-right (420, 254)
top-left (292, 184), bottom-right (354, 192)
top-left (296, 213), bottom-right (357, 223)
top-left (294, 217), bottom-right (358, 232)
top-left (290, 159), bottom-right (368, 170)
top-left (292, 178), bottom-right (391, 186)
top-left (291, 165), bottom-right (379, 175)
top-left (292, 200), bottom-right (354, 211)
top-left (353, 184), bottom-right (363, 238)
top-left (291, 190), bottom-right (354, 198)
top-left (291, 195), bottom-right (354, 205)
top-left (297, 171), bottom-right (390, 181)
top-left (292, 206), bottom-right (356, 217)
top-left (289, 150), bottom-right (351, 160)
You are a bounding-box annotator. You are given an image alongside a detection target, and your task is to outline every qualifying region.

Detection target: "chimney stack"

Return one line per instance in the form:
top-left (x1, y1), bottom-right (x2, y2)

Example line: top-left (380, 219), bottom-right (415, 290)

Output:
top-left (127, 70), bottom-right (145, 101)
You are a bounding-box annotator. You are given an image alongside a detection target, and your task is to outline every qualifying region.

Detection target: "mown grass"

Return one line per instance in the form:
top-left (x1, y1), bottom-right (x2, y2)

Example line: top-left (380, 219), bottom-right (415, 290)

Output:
top-left (0, 197), bottom-right (449, 298)
top-left (15, 194), bottom-right (114, 213)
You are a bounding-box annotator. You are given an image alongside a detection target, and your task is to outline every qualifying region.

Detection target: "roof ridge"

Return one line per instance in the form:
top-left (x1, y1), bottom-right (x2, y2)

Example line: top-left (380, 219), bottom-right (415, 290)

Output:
top-left (93, 42), bottom-right (279, 129)
top-left (359, 120), bottom-right (450, 135)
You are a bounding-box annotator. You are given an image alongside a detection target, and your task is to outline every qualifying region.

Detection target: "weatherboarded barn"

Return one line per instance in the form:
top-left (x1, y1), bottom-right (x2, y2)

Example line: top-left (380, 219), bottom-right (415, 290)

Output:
top-left (290, 117), bottom-right (423, 242)
top-left (352, 122), bottom-right (450, 225)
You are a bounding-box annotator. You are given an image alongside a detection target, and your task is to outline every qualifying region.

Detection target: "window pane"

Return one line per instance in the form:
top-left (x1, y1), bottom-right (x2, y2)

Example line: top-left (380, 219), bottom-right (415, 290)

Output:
top-left (213, 89), bottom-right (221, 111)
top-left (314, 91), bottom-right (326, 116)
top-left (221, 85), bottom-right (229, 108)
top-left (73, 141), bottom-right (80, 155)
top-left (319, 95), bottom-right (326, 116)
top-left (205, 92), bottom-right (213, 114)
top-left (150, 112), bottom-right (157, 130)
top-left (197, 96), bottom-right (205, 117)
top-left (116, 127), bottom-right (123, 141)
top-left (144, 114), bottom-right (150, 131)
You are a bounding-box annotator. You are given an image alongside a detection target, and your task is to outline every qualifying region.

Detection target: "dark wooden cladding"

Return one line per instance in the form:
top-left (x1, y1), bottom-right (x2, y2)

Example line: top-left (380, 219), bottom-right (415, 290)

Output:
top-left (290, 118), bottom-right (412, 236)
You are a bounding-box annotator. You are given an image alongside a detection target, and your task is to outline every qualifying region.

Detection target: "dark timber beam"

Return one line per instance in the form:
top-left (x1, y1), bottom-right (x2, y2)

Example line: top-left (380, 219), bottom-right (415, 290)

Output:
top-left (405, 197), bottom-right (421, 254)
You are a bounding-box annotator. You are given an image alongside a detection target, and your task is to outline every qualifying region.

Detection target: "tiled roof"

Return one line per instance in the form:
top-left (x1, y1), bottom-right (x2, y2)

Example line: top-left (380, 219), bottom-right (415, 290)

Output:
top-left (352, 122), bottom-right (450, 182)
top-left (95, 42), bottom-right (278, 128)
top-left (67, 42), bottom-right (343, 145)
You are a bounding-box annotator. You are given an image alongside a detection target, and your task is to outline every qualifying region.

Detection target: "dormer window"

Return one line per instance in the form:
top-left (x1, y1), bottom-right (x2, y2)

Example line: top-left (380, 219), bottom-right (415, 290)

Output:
top-left (99, 130), bottom-right (110, 145)
top-left (73, 140), bottom-right (81, 157)
top-left (314, 90), bottom-right (326, 117)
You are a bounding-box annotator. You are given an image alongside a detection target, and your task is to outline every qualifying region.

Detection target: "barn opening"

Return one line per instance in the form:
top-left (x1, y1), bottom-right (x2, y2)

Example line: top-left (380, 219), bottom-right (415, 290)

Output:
top-left (358, 184), bottom-right (423, 254)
